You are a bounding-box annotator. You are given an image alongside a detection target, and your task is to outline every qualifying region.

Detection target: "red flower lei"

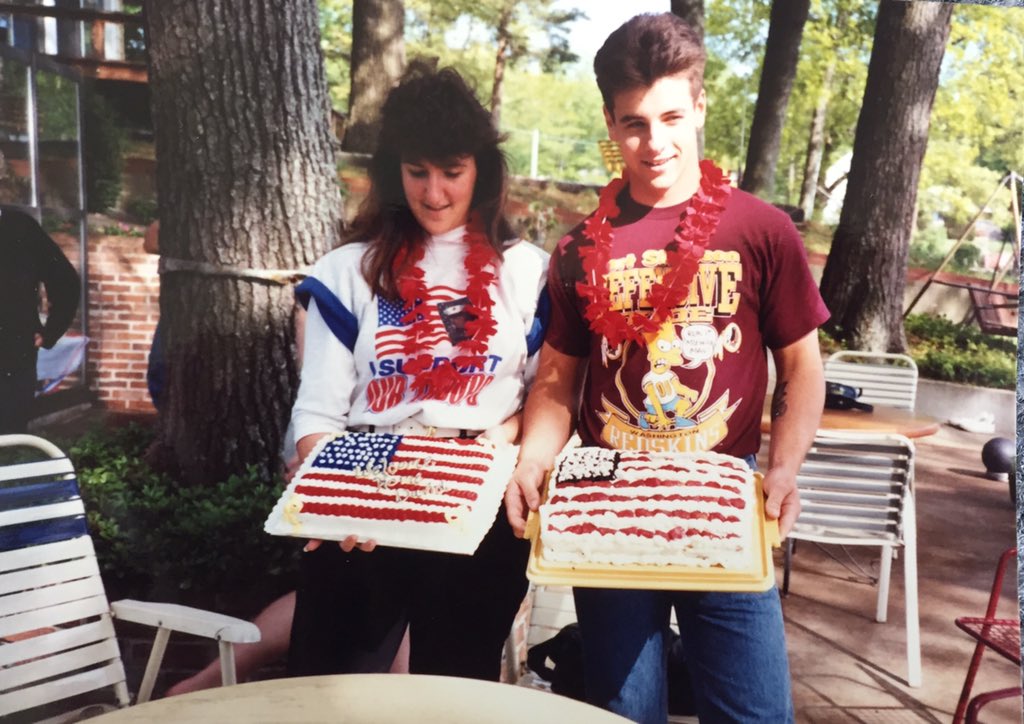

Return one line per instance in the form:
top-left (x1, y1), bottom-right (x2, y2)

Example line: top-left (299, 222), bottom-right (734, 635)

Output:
top-left (394, 218), bottom-right (498, 400)
top-left (576, 159), bottom-right (732, 346)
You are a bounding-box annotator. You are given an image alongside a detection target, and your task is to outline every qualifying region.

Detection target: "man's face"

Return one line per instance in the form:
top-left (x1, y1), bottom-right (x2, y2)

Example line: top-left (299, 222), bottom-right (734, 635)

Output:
top-left (604, 73), bottom-right (706, 208)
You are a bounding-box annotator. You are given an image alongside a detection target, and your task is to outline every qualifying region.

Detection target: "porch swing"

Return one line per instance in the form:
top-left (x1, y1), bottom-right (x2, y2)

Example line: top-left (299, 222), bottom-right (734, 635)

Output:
top-left (903, 171), bottom-right (1021, 336)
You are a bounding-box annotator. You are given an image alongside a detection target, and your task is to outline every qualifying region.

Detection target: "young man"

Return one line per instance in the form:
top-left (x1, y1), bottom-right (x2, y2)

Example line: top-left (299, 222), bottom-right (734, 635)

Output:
top-left (505, 13), bottom-right (829, 724)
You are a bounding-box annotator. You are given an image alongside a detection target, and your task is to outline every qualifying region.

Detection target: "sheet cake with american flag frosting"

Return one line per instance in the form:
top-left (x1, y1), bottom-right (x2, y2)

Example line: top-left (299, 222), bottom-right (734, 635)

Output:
top-left (538, 448), bottom-right (756, 569)
top-left (265, 432), bottom-right (516, 554)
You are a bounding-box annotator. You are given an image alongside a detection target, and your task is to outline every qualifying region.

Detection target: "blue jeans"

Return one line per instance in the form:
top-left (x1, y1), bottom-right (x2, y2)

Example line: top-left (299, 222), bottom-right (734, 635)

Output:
top-left (571, 455), bottom-right (794, 724)
top-left (573, 587), bottom-right (794, 724)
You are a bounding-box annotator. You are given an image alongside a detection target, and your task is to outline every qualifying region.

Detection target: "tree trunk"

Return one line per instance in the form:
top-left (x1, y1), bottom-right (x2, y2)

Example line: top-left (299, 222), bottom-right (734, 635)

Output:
top-left (670, 0), bottom-right (704, 40)
top-left (670, 0), bottom-right (705, 155)
top-left (490, 8), bottom-right (512, 127)
top-left (798, 58), bottom-right (835, 220)
top-left (146, 0), bottom-right (340, 485)
top-left (343, 0), bottom-right (404, 153)
top-left (818, 0), bottom-right (953, 352)
top-left (739, 0), bottom-right (810, 198)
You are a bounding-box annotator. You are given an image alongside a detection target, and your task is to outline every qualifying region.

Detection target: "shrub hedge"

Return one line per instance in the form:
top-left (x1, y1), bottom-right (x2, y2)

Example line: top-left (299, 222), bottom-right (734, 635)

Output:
top-left (904, 313), bottom-right (1016, 390)
top-left (69, 424), bottom-right (299, 616)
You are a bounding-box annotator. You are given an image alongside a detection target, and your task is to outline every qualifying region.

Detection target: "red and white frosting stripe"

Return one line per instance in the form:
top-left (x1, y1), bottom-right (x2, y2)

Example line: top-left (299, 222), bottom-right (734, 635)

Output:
top-left (540, 449), bottom-right (756, 569)
top-left (264, 432), bottom-right (517, 555)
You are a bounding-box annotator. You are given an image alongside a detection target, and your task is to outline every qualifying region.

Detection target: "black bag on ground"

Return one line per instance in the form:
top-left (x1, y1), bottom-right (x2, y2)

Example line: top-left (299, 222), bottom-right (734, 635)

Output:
top-left (526, 623), bottom-right (696, 715)
top-left (526, 623), bottom-right (586, 700)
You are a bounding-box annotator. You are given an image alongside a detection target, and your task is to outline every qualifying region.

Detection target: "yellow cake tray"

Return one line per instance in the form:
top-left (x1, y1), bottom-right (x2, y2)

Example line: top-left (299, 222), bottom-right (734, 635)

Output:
top-left (525, 472), bottom-right (781, 592)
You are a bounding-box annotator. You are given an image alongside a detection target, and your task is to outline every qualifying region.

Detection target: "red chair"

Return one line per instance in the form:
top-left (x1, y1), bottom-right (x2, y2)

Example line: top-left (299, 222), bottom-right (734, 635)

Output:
top-left (953, 547), bottom-right (1021, 723)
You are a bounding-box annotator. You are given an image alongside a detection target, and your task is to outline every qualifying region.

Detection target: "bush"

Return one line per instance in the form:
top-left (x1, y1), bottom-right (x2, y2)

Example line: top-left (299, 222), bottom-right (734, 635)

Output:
top-left (908, 225), bottom-right (949, 271)
top-left (70, 424), bottom-right (299, 615)
top-left (904, 313), bottom-right (1016, 390)
top-left (123, 195), bottom-right (158, 224)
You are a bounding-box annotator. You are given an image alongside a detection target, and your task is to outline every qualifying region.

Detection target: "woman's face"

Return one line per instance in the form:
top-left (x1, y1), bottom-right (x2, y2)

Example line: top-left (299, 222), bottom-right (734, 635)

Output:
top-left (400, 155), bottom-right (478, 236)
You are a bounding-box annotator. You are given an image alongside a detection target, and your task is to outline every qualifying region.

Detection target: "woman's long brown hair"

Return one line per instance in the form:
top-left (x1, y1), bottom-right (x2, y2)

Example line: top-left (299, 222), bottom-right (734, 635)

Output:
top-left (346, 62), bottom-right (515, 299)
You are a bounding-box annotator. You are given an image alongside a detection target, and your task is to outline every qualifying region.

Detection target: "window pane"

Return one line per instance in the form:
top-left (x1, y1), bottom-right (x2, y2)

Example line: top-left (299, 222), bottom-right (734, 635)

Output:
top-left (36, 68), bottom-right (81, 210)
top-left (0, 54), bottom-right (32, 205)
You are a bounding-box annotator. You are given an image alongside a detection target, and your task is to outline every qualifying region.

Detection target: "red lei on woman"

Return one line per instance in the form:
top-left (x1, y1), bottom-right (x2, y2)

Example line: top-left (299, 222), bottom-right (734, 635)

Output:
top-left (394, 218), bottom-right (498, 400)
top-left (576, 159), bottom-right (732, 347)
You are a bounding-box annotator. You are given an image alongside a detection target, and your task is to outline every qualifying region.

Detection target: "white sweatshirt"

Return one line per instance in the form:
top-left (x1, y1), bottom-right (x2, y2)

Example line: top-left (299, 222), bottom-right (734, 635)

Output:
top-left (291, 227), bottom-right (549, 441)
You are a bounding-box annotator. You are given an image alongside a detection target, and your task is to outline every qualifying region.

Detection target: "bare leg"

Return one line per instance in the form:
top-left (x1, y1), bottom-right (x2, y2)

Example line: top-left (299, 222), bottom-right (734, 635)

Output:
top-left (164, 592), bottom-right (295, 697)
top-left (164, 591), bottom-right (412, 696)
top-left (389, 626), bottom-right (411, 673)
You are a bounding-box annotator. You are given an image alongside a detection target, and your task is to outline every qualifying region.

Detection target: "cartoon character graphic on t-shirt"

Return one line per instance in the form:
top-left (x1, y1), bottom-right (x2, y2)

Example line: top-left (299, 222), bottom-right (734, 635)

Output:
top-left (599, 249), bottom-right (744, 452)
top-left (638, 322), bottom-right (698, 429)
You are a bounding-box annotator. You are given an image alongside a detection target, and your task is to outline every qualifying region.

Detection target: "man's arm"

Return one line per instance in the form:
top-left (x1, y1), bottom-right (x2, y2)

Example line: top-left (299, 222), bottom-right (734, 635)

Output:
top-left (34, 223), bottom-right (80, 348)
top-left (765, 330), bottom-right (824, 537)
top-left (505, 342), bottom-right (584, 537)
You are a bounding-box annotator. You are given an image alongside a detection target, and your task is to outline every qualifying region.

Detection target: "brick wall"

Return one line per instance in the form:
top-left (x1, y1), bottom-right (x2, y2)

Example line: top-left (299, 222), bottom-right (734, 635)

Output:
top-left (86, 230), bottom-right (160, 413)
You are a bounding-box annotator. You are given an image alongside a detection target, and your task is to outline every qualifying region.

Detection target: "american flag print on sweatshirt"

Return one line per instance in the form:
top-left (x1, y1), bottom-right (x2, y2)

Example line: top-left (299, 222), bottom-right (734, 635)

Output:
top-left (374, 286), bottom-right (463, 358)
top-left (264, 432), bottom-right (517, 555)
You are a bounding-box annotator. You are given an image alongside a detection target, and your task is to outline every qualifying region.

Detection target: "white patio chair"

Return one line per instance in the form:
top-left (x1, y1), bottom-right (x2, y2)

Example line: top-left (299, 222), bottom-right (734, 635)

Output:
top-left (783, 432), bottom-right (921, 686)
top-left (824, 351), bottom-right (918, 410)
top-left (0, 434), bottom-right (260, 721)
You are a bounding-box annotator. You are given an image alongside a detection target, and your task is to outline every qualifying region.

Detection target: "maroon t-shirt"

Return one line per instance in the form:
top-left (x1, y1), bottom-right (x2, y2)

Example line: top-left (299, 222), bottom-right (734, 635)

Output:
top-left (546, 188), bottom-right (830, 457)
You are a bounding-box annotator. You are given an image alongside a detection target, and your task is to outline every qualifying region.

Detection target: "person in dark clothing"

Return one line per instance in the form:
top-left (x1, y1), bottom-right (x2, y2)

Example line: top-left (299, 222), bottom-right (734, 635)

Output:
top-left (0, 206), bottom-right (80, 433)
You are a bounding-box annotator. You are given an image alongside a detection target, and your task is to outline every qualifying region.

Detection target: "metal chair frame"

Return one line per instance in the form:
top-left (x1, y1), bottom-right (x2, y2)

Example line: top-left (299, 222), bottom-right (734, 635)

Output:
top-left (783, 431), bottom-right (921, 686)
top-left (952, 547), bottom-right (1021, 723)
top-left (824, 351), bottom-right (919, 410)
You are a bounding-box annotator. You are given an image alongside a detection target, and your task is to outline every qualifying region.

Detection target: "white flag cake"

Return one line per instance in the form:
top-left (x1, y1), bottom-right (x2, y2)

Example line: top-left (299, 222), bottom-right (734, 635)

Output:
top-left (265, 432), bottom-right (517, 555)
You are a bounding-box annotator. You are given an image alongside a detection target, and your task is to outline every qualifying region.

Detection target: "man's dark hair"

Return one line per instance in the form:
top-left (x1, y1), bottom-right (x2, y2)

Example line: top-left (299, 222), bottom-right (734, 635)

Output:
top-left (594, 13), bottom-right (706, 116)
top-left (347, 60), bottom-right (513, 299)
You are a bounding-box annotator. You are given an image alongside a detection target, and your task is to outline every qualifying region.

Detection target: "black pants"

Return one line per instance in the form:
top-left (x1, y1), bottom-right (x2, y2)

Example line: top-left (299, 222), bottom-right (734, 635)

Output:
top-left (0, 361), bottom-right (36, 434)
top-left (287, 507), bottom-right (530, 682)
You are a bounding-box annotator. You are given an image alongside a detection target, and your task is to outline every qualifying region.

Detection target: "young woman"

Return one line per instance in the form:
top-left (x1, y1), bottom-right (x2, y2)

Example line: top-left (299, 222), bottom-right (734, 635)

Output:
top-left (286, 63), bottom-right (548, 681)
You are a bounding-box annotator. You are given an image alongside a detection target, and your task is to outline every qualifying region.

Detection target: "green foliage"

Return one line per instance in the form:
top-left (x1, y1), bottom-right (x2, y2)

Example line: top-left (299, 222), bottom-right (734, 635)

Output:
top-left (91, 222), bottom-right (144, 238)
top-left (124, 195), bottom-right (158, 224)
top-left (904, 313), bottom-right (1016, 390)
top-left (703, 0), bottom-right (875, 203)
top-left (951, 242), bottom-right (981, 272)
top-left (318, 0), bottom-right (352, 111)
top-left (934, 7), bottom-right (1024, 175)
top-left (781, 0), bottom-right (875, 200)
top-left (908, 225), bottom-right (950, 271)
top-left (916, 7), bottom-right (1023, 237)
top-left (83, 89), bottom-right (125, 214)
top-left (501, 69), bottom-right (607, 182)
top-left (909, 224), bottom-right (995, 276)
top-left (35, 71), bottom-right (81, 142)
top-left (917, 140), bottom-right (1013, 236)
top-left (70, 425), bottom-right (298, 613)
top-left (407, 0), bottom-right (582, 80)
